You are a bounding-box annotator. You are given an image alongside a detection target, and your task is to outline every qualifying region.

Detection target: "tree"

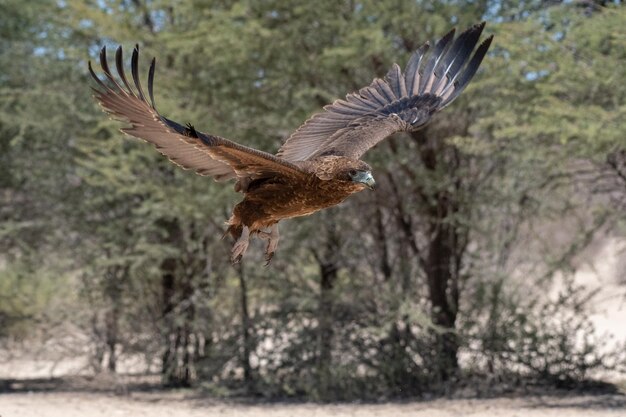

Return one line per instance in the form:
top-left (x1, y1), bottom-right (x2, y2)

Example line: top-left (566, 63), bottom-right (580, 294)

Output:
top-left (2, 0), bottom-right (624, 399)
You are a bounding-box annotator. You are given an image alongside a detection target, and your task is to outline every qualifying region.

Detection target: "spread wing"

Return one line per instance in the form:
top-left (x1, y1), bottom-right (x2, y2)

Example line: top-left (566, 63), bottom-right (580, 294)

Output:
top-left (89, 45), bottom-right (308, 185)
top-left (277, 22), bottom-right (493, 162)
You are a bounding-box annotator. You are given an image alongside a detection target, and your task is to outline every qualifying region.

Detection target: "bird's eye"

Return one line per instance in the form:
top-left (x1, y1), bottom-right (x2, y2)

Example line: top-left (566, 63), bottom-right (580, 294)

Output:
top-left (349, 170), bottom-right (357, 176)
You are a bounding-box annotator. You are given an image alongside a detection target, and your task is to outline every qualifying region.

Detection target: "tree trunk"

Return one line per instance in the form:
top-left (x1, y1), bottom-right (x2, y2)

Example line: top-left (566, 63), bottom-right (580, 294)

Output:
top-left (425, 220), bottom-right (460, 380)
top-left (314, 222), bottom-right (340, 400)
top-left (90, 313), bottom-right (105, 373)
top-left (237, 265), bottom-right (253, 389)
top-left (415, 131), bottom-right (464, 381)
top-left (159, 218), bottom-right (181, 386)
top-left (103, 265), bottom-right (124, 373)
top-left (161, 255), bottom-right (177, 385)
top-left (180, 276), bottom-right (195, 387)
top-left (158, 219), bottom-right (206, 387)
top-left (104, 306), bottom-right (118, 372)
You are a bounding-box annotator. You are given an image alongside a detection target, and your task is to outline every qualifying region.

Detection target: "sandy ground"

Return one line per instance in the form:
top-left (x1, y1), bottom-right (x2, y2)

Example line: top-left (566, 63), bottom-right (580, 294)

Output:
top-left (0, 391), bottom-right (625, 417)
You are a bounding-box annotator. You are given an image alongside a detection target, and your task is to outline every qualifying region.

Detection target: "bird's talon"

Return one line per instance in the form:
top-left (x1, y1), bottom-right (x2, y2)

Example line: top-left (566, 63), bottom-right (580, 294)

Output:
top-left (230, 226), bottom-right (250, 264)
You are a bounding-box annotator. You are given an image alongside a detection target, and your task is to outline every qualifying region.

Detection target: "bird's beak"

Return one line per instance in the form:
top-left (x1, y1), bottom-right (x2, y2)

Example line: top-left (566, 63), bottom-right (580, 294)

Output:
top-left (355, 171), bottom-right (376, 190)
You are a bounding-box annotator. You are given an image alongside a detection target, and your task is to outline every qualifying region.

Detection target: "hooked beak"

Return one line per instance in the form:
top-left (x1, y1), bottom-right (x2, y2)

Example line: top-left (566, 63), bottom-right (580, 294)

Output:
top-left (354, 171), bottom-right (376, 190)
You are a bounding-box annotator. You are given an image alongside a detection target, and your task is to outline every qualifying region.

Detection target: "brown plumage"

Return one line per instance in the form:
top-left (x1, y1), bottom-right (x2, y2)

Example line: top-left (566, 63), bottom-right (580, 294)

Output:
top-left (89, 23), bottom-right (493, 264)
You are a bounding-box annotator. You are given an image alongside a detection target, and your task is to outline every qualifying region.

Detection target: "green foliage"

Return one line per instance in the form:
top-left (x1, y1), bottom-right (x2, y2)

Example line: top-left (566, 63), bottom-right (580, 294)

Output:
top-left (0, 261), bottom-right (66, 340)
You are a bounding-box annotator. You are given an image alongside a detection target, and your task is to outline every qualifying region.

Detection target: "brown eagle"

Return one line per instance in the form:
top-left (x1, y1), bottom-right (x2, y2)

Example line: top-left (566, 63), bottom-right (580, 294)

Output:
top-left (89, 23), bottom-right (492, 264)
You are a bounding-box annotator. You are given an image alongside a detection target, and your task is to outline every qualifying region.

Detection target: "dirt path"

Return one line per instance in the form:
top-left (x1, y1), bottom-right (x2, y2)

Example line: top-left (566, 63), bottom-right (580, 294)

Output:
top-left (1, 391), bottom-right (624, 417)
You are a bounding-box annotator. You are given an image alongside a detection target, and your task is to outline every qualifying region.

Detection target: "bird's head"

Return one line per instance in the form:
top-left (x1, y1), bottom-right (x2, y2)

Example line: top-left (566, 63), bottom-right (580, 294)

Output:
top-left (348, 169), bottom-right (376, 190)
top-left (343, 161), bottom-right (375, 190)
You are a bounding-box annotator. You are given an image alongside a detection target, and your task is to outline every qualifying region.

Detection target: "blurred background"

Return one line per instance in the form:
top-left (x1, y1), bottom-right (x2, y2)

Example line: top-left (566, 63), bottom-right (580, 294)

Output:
top-left (0, 0), bottom-right (625, 401)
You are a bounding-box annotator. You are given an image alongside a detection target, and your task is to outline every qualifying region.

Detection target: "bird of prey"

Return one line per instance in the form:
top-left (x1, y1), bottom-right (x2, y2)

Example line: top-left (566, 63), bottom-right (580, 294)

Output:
top-left (89, 23), bottom-right (492, 264)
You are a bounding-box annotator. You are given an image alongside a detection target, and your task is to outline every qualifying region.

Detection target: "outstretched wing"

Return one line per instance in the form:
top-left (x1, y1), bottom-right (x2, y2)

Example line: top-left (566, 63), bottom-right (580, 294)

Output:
top-left (277, 22), bottom-right (493, 162)
top-left (89, 45), bottom-right (307, 185)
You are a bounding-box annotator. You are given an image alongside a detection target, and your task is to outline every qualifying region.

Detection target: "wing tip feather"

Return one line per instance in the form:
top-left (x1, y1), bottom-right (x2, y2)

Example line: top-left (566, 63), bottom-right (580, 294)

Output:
top-left (276, 23), bottom-right (493, 162)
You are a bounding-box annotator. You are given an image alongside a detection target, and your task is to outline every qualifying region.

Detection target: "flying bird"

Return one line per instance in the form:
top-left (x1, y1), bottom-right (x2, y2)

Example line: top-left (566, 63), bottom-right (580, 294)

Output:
top-left (89, 23), bottom-right (493, 264)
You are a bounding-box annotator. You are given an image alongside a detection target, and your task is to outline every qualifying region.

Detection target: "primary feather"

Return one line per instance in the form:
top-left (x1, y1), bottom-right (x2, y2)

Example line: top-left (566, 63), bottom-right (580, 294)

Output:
top-left (277, 22), bottom-right (493, 162)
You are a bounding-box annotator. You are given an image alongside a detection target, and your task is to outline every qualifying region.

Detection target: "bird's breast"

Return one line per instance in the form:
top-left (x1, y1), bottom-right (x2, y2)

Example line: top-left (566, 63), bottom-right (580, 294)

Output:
top-left (246, 176), bottom-right (363, 221)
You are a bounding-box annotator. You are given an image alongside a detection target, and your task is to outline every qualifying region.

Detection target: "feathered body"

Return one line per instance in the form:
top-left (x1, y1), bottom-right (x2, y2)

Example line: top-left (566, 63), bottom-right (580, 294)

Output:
top-left (88, 23), bottom-right (493, 264)
top-left (227, 157), bottom-right (371, 236)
